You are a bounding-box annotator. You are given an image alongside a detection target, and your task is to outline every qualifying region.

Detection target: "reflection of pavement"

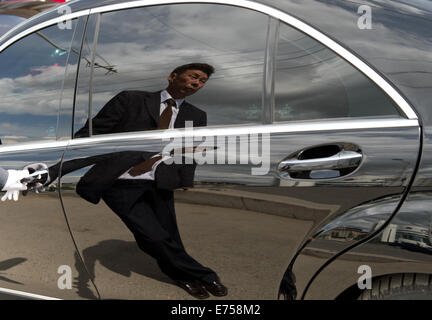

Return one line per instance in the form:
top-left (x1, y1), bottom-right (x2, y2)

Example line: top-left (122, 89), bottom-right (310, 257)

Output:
top-left (60, 192), bottom-right (313, 300)
top-left (175, 203), bottom-right (312, 300)
top-left (0, 194), bottom-right (97, 299)
top-left (0, 189), bottom-right (316, 299)
top-left (175, 188), bottom-right (337, 223)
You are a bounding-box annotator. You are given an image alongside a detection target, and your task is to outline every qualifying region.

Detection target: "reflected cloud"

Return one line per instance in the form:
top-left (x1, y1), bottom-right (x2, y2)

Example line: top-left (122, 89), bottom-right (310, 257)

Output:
top-left (89, 4), bottom-right (268, 126)
top-left (264, 0), bottom-right (432, 117)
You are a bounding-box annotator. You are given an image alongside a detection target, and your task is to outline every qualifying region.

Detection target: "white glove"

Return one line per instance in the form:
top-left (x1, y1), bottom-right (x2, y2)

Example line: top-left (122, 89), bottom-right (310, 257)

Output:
top-left (1, 169), bottom-right (29, 201)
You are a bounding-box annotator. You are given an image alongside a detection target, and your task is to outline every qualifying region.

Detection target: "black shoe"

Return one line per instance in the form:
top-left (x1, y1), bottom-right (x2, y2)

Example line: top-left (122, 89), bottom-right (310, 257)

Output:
top-left (201, 279), bottom-right (228, 297)
top-left (176, 280), bottom-right (209, 299)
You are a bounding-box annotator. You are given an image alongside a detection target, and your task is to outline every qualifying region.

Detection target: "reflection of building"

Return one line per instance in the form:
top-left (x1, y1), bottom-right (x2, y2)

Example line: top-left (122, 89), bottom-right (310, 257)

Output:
top-left (374, 220), bottom-right (397, 242)
top-left (381, 223), bottom-right (397, 242)
top-left (396, 226), bottom-right (432, 249)
top-left (320, 227), bottom-right (368, 242)
top-left (0, 1), bottom-right (65, 19)
top-left (376, 220), bottom-right (432, 249)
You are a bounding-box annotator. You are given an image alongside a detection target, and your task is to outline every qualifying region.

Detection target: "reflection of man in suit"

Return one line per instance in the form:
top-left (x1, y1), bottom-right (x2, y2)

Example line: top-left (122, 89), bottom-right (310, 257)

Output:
top-left (74, 63), bottom-right (227, 299)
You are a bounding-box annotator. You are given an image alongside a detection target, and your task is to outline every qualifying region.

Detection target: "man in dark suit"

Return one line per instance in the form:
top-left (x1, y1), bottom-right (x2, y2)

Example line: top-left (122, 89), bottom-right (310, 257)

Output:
top-left (70, 63), bottom-right (227, 299)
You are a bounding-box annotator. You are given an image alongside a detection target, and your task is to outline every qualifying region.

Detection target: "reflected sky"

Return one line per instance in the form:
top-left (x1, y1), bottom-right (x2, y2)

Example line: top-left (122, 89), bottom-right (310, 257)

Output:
top-left (86, 2), bottom-right (403, 129)
top-left (275, 23), bottom-right (401, 120)
top-left (0, 15), bottom-right (25, 37)
top-left (1, 1), bottom-right (430, 144)
top-left (0, 21), bottom-right (75, 143)
top-left (261, 0), bottom-right (432, 122)
top-left (88, 4), bottom-right (268, 127)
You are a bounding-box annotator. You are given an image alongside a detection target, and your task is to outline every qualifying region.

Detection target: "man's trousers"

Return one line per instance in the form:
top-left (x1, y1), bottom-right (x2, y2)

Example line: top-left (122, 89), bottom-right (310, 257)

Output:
top-left (101, 179), bottom-right (218, 283)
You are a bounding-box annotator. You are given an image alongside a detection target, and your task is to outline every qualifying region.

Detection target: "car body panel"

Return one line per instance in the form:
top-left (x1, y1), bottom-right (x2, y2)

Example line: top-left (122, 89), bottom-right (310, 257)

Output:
top-left (303, 190), bottom-right (432, 300)
top-left (58, 120), bottom-right (420, 299)
top-left (0, 146), bottom-right (99, 299)
top-left (0, 0), bottom-right (429, 299)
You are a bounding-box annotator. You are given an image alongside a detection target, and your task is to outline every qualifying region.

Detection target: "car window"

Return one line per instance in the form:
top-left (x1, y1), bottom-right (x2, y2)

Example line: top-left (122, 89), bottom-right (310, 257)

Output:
top-left (0, 21), bottom-right (76, 144)
top-left (74, 4), bottom-right (269, 137)
top-left (274, 23), bottom-right (402, 121)
top-left (0, 15), bottom-right (26, 37)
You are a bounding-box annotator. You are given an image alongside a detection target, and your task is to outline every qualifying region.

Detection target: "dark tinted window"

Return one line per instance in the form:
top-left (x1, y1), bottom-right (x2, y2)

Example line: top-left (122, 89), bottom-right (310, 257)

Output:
top-left (0, 15), bottom-right (26, 37)
top-left (74, 3), bottom-right (268, 135)
top-left (275, 23), bottom-right (401, 121)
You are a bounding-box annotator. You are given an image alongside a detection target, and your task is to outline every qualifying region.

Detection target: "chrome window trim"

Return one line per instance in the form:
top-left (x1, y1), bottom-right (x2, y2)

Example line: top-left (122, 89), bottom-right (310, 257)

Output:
top-left (0, 140), bottom-right (68, 154)
top-left (0, 287), bottom-right (61, 300)
top-left (0, 1), bottom-right (76, 44)
top-left (0, 118), bottom-right (418, 152)
top-left (67, 118), bottom-right (419, 147)
top-left (88, 0), bottom-right (418, 120)
top-left (0, 0), bottom-right (418, 120)
top-left (263, 17), bottom-right (279, 124)
top-left (0, 9), bottom-right (90, 53)
top-left (88, 14), bottom-right (102, 137)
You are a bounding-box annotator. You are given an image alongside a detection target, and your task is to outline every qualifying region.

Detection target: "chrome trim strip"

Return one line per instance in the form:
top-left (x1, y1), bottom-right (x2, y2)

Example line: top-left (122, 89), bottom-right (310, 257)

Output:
top-left (0, 119), bottom-right (418, 152)
top-left (263, 17), bottom-right (279, 124)
top-left (0, 141), bottom-right (69, 154)
top-left (0, 287), bottom-right (61, 300)
top-left (0, 0), bottom-right (418, 120)
top-left (0, 10), bottom-right (90, 53)
top-left (88, 14), bottom-right (102, 137)
top-left (0, 1), bottom-right (77, 44)
top-left (68, 118), bottom-right (419, 147)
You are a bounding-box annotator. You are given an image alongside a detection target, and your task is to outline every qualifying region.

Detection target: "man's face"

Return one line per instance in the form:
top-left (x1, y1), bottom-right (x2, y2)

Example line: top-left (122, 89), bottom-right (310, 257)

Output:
top-left (167, 69), bottom-right (209, 98)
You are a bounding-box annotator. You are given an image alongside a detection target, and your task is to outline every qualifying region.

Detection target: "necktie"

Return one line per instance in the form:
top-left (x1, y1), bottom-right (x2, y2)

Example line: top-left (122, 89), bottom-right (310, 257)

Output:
top-left (157, 98), bottom-right (176, 130)
top-left (128, 99), bottom-right (176, 176)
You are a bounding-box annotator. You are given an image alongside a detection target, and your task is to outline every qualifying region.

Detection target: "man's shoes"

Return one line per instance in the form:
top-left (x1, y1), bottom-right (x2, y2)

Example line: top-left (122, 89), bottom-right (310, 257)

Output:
top-left (201, 279), bottom-right (228, 297)
top-left (176, 280), bottom-right (209, 299)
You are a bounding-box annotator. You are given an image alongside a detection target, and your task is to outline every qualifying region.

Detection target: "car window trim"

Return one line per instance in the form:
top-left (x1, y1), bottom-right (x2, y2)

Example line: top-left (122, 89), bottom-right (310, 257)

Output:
top-left (263, 17), bottom-right (279, 124)
top-left (87, 13), bottom-right (102, 138)
top-left (66, 117), bottom-right (419, 147)
top-left (0, 0), bottom-right (418, 121)
top-left (0, 118), bottom-right (418, 153)
top-left (0, 140), bottom-right (69, 154)
top-left (88, 0), bottom-right (418, 120)
top-left (0, 10), bottom-right (90, 53)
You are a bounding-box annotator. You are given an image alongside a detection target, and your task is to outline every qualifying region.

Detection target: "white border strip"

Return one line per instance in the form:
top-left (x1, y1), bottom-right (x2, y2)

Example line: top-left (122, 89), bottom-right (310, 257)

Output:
top-left (0, 0), bottom-right (418, 120)
top-left (0, 287), bottom-right (61, 300)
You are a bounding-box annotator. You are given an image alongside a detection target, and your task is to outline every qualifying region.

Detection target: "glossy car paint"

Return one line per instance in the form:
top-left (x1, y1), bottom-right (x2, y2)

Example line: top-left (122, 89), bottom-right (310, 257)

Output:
top-left (0, 146), bottom-right (99, 299)
top-left (268, 0), bottom-right (432, 299)
top-left (0, 0), bottom-right (430, 299)
top-left (57, 121), bottom-right (418, 299)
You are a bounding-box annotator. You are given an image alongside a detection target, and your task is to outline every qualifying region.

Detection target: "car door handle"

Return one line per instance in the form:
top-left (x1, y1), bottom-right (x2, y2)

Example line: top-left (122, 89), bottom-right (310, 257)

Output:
top-left (278, 150), bottom-right (362, 172)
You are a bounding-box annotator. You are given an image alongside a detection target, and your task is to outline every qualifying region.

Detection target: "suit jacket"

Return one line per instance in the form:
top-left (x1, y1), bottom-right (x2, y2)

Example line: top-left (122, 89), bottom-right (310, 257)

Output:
top-left (75, 90), bottom-right (207, 137)
top-left (52, 91), bottom-right (207, 204)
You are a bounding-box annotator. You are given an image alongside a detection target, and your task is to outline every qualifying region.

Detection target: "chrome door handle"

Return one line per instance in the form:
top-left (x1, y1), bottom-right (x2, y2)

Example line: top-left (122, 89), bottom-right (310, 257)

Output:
top-left (278, 150), bottom-right (362, 172)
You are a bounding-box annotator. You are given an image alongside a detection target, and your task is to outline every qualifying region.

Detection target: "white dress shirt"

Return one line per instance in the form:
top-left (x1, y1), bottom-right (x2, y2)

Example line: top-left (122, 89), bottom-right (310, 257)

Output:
top-left (118, 90), bottom-right (184, 180)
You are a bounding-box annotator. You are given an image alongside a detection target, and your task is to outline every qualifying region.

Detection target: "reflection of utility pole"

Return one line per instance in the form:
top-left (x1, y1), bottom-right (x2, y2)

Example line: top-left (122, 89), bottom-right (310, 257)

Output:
top-left (429, 215), bottom-right (432, 245)
top-left (36, 31), bottom-right (117, 74)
